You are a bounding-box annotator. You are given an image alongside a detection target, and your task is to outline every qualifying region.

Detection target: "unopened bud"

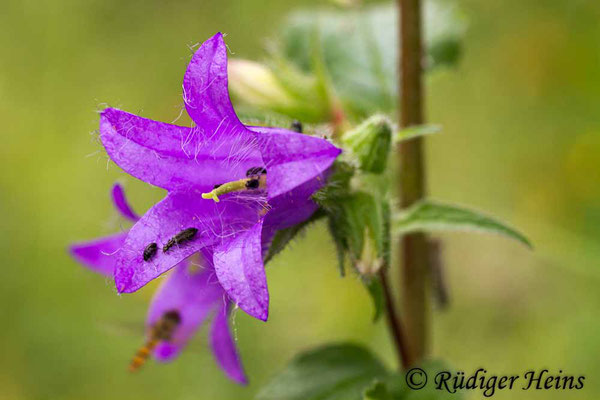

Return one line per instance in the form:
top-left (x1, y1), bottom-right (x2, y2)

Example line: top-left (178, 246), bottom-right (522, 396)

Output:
top-left (228, 59), bottom-right (296, 110)
top-left (229, 58), bottom-right (337, 124)
top-left (342, 115), bottom-right (392, 174)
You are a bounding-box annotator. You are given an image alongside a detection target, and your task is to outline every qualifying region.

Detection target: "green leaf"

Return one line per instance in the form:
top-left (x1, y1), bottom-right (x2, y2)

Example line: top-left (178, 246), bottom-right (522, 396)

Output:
top-left (363, 381), bottom-right (393, 400)
top-left (363, 360), bottom-right (464, 400)
top-left (265, 209), bottom-right (327, 264)
top-left (393, 201), bottom-right (532, 248)
top-left (400, 360), bottom-right (465, 400)
top-left (257, 344), bottom-right (389, 400)
top-left (280, 2), bottom-right (465, 118)
top-left (394, 124), bottom-right (442, 143)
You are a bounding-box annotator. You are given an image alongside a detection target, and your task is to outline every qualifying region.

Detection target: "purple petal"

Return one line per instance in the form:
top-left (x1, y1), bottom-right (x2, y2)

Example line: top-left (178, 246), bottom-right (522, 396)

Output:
top-left (260, 224), bottom-right (277, 258)
top-left (182, 34), bottom-right (262, 176)
top-left (115, 191), bottom-right (263, 293)
top-left (70, 233), bottom-right (126, 276)
top-left (183, 33), bottom-right (241, 131)
top-left (250, 126), bottom-right (341, 199)
top-left (259, 176), bottom-right (324, 260)
top-left (213, 219), bottom-right (269, 321)
top-left (210, 302), bottom-right (247, 384)
top-left (147, 260), bottom-right (223, 361)
top-left (100, 108), bottom-right (262, 191)
top-left (264, 173), bottom-right (323, 231)
top-left (111, 183), bottom-right (139, 222)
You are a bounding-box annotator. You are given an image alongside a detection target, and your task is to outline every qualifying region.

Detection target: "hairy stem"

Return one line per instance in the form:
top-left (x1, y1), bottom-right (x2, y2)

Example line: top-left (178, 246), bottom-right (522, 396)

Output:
top-left (398, 0), bottom-right (428, 365)
top-left (378, 269), bottom-right (410, 369)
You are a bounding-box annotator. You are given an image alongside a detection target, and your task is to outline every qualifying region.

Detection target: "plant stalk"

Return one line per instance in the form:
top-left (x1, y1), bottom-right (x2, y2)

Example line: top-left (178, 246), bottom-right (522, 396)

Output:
top-left (398, 0), bottom-right (428, 366)
top-left (378, 269), bottom-right (410, 369)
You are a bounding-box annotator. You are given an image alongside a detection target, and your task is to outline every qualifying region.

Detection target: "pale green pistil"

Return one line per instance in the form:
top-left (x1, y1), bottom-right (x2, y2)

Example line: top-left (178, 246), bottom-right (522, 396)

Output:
top-left (201, 175), bottom-right (266, 202)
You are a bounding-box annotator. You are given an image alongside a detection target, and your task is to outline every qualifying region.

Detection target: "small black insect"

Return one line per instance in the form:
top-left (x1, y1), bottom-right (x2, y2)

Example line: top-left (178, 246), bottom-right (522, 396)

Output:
top-left (245, 166), bottom-right (267, 177)
top-left (213, 183), bottom-right (222, 189)
top-left (143, 243), bottom-right (158, 261)
top-left (291, 120), bottom-right (303, 133)
top-left (163, 228), bottom-right (198, 253)
top-left (245, 178), bottom-right (260, 189)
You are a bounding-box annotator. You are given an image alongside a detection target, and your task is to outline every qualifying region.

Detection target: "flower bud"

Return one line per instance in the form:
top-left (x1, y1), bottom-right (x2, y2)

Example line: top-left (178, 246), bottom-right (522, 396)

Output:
top-left (228, 59), bottom-right (296, 111)
top-left (342, 115), bottom-right (392, 174)
top-left (228, 58), bottom-right (336, 124)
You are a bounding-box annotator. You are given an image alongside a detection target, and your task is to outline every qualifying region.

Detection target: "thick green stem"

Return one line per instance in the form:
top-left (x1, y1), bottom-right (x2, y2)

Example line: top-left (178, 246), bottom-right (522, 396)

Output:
top-left (398, 0), bottom-right (428, 366)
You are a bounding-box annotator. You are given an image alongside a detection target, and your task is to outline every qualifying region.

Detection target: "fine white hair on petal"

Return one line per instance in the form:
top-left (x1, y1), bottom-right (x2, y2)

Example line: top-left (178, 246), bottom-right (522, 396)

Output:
top-left (171, 105), bottom-right (186, 124)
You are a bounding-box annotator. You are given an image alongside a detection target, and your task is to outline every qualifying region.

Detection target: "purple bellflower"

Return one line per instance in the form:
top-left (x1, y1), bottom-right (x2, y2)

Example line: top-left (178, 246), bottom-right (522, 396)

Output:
top-left (71, 184), bottom-right (247, 383)
top-left (97, 33), bottom-right (340, 322)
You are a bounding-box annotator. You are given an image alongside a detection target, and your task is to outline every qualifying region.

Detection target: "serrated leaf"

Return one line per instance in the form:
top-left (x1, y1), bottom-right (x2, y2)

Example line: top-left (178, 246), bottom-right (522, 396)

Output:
top-left (393, 201), bottom-right (532, 248)
top-left (257, 344), bottom-right (389, 400)
top-left (394, 124), bottom-right (442, 143)
top-left (280, 2), bottom-right (465, 118)
top-left (265, 209), bottom-right (326, 264)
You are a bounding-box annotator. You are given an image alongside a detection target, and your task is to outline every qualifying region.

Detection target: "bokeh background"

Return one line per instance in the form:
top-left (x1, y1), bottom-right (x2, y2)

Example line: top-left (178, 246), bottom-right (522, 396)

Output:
top-left (2, 0), bottom-right (599, 399)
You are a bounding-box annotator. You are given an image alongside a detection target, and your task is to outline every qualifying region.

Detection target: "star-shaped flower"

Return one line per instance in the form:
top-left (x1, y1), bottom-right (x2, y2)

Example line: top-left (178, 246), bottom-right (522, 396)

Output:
top-left (71, 184), bottom-right (247, 383)
top-left (98, 33), bottom-right (340, 321)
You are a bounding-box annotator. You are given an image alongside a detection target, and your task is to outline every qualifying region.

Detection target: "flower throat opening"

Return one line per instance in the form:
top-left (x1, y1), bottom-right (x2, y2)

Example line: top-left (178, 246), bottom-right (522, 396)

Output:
top-left (201, 167), bottom-right (267, 202)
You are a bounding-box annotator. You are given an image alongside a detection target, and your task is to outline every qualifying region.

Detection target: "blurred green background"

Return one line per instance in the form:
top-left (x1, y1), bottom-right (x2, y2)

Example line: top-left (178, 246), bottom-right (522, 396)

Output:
top-left (2, 0), bottom-right (600, 399)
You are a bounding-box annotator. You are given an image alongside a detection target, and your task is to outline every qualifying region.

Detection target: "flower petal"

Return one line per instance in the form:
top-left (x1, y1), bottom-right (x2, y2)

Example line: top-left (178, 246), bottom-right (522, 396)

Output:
top-left (213, 219), bottom-right (268, 321)
top-left (250, 126), bottom-right (341, 198)
top-left (147, 260), bottom-right (223, 361)
top-left (183, 34), bottom-right (239, 130)
top-left (210, 302), bottom-right (247, 384)
top-left (100, 108), bottom-right (262, 191)
top-left (182, 34), bottom-right (262, 172)
top-left (264, 173), bottom-right (323, 231)
top-left (111, 183), bottom-right (139, 222)
top-left (70, 233), bottom-right (126, 276)
top-left (115, 191), bottom-right (262, 293)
